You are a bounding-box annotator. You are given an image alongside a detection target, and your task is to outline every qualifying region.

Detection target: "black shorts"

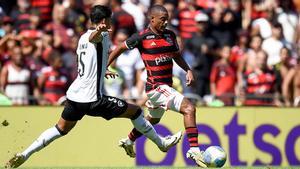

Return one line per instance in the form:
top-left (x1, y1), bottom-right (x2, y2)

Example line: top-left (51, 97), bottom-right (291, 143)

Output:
top-left (61, 95), bottom-right (128, 121)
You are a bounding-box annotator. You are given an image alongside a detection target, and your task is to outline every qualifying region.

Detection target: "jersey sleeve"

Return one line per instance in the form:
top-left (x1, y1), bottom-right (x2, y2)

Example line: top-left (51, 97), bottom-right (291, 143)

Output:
top-left (125, 33), bottom-right (141, 50)
top-left (170, 31), bottom-right (180, 52)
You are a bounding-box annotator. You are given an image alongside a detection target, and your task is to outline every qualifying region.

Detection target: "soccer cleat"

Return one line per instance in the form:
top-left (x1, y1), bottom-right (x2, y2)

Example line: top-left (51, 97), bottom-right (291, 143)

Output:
top-left (5, 153), bottom-right (27, 168)
top-left (186, 149), bottom-right (208, 168)
top-left (118, 138), bottom-right (136, 158)
top-left (158, 131), bottom-right (182, 152)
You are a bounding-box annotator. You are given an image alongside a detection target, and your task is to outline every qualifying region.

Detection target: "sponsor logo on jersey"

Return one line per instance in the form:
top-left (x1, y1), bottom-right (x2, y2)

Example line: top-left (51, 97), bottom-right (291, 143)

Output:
top-left (146, 35), bottom-right (155, 39)
top-left (155, 55), bottom-right (172, 65)
top-left (150, 41), bottom-right (157, 46)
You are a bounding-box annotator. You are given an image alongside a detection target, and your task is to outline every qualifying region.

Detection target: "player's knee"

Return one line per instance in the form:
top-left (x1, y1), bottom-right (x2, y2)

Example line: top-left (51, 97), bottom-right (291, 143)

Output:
top-left (131, 107), bottom-right (143, 120)
top-left (183, 104), bottom-right (196, 116)
top-left (55, 124), bottom-right (69, 136)
top-left (149, 117), bottom-right (161, 125)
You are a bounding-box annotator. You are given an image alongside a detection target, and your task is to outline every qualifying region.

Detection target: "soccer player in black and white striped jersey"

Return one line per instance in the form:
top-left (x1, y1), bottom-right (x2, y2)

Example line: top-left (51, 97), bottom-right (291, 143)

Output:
top-left (5, 5), bottom-right (182, 168)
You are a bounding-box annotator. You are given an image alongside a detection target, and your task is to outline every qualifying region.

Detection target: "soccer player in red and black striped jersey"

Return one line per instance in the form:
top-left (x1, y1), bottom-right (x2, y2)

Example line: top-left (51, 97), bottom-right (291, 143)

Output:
top-left (108, 4), bottom-right (207, 167)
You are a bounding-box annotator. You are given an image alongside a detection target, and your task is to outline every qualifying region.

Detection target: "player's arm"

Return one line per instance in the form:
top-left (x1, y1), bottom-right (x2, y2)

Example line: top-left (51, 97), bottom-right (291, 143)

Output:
top-left (107, 43), bottom-right (128, 67)
top-left (173, 52), bottom-right (194, 86)
top-left (89, 20), bottom-right (111, 43)
top-left (107, 33), bottom-right (140, 68)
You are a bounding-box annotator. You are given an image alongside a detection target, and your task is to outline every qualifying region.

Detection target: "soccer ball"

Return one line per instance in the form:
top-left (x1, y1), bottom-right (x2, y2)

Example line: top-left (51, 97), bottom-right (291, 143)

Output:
top-left (203, 146), bottom-right (227, 168)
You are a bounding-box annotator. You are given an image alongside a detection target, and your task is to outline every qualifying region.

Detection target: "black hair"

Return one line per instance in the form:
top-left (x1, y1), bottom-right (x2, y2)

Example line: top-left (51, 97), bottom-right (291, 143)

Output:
top-left (149, 4), bottom-right (168, 16)
top-left (90, 5), bottom-right (112, 24)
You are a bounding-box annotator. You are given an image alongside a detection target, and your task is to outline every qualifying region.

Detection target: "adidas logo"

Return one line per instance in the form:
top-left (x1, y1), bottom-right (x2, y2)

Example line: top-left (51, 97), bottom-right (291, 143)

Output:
top-left (150, 41), bottom-right (156, 46)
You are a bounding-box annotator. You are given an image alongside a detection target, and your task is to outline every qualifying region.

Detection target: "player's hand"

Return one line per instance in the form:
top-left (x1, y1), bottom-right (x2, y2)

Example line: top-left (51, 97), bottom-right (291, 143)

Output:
top-left (96, 22), bottom-right (112, 33)
top-left (186, 70), bottom-right (194, 86)
top-left (105, 69), bottom-right (119, 79)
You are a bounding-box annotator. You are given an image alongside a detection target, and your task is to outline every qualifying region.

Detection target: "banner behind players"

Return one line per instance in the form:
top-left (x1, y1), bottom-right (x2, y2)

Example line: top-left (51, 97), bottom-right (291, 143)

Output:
top-left (0, 107), bottom-right (299, 167)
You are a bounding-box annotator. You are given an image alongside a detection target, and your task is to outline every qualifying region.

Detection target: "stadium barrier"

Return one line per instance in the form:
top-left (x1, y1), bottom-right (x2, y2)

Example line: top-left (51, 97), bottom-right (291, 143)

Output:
top-left (0, 107), bottom-right (299, 167)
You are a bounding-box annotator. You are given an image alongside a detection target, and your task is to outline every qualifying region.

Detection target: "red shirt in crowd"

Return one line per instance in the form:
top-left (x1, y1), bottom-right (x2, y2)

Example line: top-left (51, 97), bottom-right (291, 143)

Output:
top-left (243, 69), bottom-right (276, 106)
top-left (210, 60), bottom-right (236, 104)
top-left (40, 66), bottom-right (69, 104)
top-left (178, 9), bottom-right (201, 40)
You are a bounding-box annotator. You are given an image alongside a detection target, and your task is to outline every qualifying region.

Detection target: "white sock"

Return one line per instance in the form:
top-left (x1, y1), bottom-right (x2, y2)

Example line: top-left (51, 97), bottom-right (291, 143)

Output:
top-left (131, 113), bottom-right (164, 147)
top-left (190, 147), bottom-right (201, 153)
top-left (21, 126), bottom-right (63, 159)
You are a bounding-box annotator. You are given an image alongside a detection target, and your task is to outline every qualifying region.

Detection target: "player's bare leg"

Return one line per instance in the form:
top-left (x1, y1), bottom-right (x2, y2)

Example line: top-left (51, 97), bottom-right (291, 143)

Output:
top-left (117, 103), bottom-right (182, 158)
top-left (5, 118), bottom-right (76, 168)
top-left (180, 98), bottom-right (207, 167)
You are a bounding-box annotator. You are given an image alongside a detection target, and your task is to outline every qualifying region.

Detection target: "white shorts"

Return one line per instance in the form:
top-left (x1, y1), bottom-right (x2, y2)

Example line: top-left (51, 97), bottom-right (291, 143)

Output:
top-left (146, 85), bottom-right (184, 118)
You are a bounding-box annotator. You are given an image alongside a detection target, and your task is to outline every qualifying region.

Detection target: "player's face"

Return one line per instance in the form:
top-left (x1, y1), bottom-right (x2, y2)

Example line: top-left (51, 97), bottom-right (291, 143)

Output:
top-left (151, 11), bottom-right (169, 33)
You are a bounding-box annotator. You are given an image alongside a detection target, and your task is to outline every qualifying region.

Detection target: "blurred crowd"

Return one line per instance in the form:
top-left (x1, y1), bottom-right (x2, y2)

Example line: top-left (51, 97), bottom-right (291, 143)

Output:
top-left (0, 0), bottom-right (299, 107)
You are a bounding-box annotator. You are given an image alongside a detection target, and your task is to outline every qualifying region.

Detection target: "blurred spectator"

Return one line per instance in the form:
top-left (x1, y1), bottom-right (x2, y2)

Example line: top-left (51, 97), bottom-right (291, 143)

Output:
top-left (0, 33), bottom-right (16, 66)
top-left (210, 45), bottom-right (236, 105)
top-left (0, 45), bottom-right (32, 105)
top-left (122, 0), bottom-right (146, 31)
top-left (10, 0), bottom-right (31, 32)
top-left (207, 4), bottom-right (238, 47)
top-left (282, 59), bottom-right (300, 107)
top-left (173, 36), bottom-right (195, 94)
top-left (63, 0), bottom-right (88, 35)
top-left (262, 22), bottom-right (288, 66)
top-left (111, 0), bottom-right (137, 38)
top-left (30, 0), bottom-right (54, 25)
top-left (104, 58), bottom-right (126, 98)
top-left (178, 0), bottom-right (201, 41)
top-left (25, 37), bottom-right (48, 81)
top-left (237, 35), bottom-right (263, 90)
top-left (37, 50), bottom-right (69, 105)
top-left (250, 5), bottom-right (276, 39)
top-left (243, 51), bottom-right (279, 106)
top-left (163, 1), bottom-right (179, 34)
top-left (230, 29), bottom-right (249, 71)
top-left (186, 12), bottom-right (216, 97)
top-left (113, 29), bottom-right (144, 101)
top-left (277, 0), bottom-right (298, 44)
top-left (277, 47), bottom-right (296, 79)
top-left (61, 35), bottom-right (79, 80)
top-left (47, 2), bottom-right (72, 50)
top-left (0, 16), bottom-right (14, 38)
top-left (0, 0), bottom-right (16, 15)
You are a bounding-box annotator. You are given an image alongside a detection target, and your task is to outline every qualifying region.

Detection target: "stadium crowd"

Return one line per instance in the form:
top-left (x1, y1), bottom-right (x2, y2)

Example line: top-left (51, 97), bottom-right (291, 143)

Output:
top-left (0, 0), bottom-right (299, 107)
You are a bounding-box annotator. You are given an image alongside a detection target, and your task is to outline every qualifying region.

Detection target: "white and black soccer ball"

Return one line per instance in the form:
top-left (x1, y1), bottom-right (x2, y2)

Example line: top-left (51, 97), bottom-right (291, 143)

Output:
top-left (203, 146), bottom-right (227, 168)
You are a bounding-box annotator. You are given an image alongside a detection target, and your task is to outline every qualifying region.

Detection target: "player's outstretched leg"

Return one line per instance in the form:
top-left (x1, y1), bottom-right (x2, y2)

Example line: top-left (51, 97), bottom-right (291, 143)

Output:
top-left (158, 131), bottom-right (182, 152)
top-left (119, 130), bottom-right (182, 158)
top-left (118, 104), bottom-right (182, 157)
top-left (118, 137), bottom-right (136, 158)
top-left (180, 98), bottom-right (207, 167)
top-left (5, 118), bottom-right (76, 168)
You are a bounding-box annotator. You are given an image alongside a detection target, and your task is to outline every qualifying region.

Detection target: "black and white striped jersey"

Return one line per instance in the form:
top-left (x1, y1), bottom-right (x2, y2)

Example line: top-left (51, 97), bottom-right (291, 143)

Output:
top-left (66, 30), bottom-right (110, 103)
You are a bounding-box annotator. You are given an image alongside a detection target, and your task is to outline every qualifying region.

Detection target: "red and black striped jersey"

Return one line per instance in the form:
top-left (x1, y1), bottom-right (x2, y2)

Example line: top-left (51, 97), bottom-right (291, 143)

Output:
top-left (125, 28), bottom-right (179, 92)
